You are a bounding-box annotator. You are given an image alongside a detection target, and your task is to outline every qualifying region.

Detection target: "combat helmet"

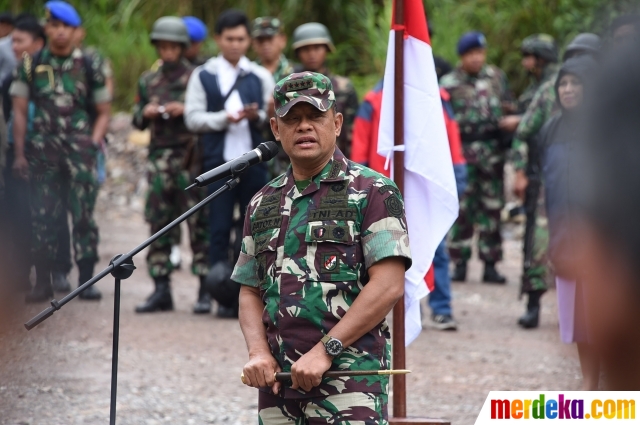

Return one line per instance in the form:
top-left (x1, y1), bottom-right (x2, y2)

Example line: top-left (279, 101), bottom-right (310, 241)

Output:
top-left (563, 33), bottom-right (601, 61)
top-left (150, 16), bottom-right (190, 47)
top-left (292, 22), bottom-right (336, 52)
top-left (521, 34), bottom-right (558, 63)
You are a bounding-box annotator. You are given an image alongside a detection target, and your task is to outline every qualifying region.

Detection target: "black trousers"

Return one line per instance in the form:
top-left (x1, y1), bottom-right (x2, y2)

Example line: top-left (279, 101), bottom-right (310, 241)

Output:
top-left (206, 163), bottom-right (267, 265)
top-left (2, 147), bottom-right (72, 286)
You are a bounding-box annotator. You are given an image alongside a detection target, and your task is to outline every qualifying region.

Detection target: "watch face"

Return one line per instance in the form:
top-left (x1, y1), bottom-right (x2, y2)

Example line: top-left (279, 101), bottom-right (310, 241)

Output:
top-left (325, 338), bottom-right (343, 356)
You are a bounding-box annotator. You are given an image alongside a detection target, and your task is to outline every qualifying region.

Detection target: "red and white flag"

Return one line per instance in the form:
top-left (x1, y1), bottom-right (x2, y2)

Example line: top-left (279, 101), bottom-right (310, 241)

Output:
top-left (377, 0), bottom-right (459, 345)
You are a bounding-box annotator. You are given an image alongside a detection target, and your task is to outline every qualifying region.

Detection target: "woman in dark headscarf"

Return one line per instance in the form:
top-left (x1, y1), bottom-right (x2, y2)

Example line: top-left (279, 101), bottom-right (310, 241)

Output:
top-left (538, 55), bottom-right (599, 390)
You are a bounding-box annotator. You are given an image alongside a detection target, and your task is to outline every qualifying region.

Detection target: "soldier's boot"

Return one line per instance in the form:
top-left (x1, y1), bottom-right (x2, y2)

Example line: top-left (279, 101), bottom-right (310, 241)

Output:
top-left (77, 259), bottom-right (102, 301)
top-left (518, 290), bottom-right (543, 329)
top-left (135, 276), bottom-right (173, 313)
top-left (52, 272), bottom-right (71, 293)
top-left (482, 262), bottom-right (507, 284)
top-left (193, 276), bottom-right (212, 314)
top-left (451, 261), bottom-right (467, 282)
top-left (25, 265), bottom-right (54, 304)
top-left (217, 303), bottom-right (239, 319)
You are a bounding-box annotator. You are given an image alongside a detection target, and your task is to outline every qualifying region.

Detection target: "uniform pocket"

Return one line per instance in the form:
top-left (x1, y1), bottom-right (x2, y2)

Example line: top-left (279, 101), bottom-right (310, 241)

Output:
top-left (305, 221), bottom-right (359, 282)
top-left (254, 228), bottom-right (279, 288)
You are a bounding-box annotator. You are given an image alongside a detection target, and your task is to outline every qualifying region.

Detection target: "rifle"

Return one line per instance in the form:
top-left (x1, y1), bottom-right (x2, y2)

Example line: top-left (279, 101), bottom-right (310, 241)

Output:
top-left (520, 136), bottom-right (541, 298)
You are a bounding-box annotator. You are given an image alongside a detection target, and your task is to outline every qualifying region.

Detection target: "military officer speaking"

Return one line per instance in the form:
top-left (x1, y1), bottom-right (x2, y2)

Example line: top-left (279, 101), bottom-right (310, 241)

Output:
top-left (233, 72), bottom-right (411, 424)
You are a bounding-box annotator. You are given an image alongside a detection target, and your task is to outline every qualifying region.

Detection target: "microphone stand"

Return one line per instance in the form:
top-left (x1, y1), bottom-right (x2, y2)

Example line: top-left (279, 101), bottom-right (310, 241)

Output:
top-left (25, 176), bottom-right (241, 425)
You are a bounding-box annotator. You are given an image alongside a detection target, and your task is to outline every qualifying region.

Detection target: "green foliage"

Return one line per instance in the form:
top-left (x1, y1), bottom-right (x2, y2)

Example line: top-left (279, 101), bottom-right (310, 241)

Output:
top-left (427, 0), bottom-right (639, 93)
top-left (0, 0), bottom-right (637, 109)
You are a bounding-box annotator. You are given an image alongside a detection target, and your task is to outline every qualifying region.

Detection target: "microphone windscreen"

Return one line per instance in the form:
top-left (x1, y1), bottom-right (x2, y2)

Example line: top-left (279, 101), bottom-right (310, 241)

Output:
top-left (259, 141), bottom-right (280, 161)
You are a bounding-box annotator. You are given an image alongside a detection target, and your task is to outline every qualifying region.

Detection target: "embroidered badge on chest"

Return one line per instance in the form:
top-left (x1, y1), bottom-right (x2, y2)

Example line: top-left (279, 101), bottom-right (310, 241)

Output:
top-left (332, 226), bottom-right (345, 239)
top-left (261, 205), bottom-right (277, 216)
top-left (314, 227), bottom-right (326, 238)
top-left (323, 254), bottom-right (338, 272)
top-left (331, 182), bottom-right (346, 193)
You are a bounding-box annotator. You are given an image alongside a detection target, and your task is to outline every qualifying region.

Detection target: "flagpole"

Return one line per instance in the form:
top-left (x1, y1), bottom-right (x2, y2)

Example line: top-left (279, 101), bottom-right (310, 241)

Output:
top-left (392, 0), bottom-right (407, 419)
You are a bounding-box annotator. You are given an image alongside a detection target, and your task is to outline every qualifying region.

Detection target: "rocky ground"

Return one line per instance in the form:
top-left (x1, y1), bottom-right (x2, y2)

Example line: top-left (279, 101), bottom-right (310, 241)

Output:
top-left (0, 118), bottom-right (581, 425)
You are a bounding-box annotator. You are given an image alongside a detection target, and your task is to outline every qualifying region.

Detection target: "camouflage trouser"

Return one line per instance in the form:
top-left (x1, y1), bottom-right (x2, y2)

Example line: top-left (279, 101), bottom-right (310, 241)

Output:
top-left (258, 391), bottom-right (388, 425)
top-left (29, 149), bottom-right (99, 267)
top-left (449, 140), bottom-right (504, 262)
top-left (522, 190), bottom-right (550, 293)
top-left (145, 147), bottom-right (209, 278)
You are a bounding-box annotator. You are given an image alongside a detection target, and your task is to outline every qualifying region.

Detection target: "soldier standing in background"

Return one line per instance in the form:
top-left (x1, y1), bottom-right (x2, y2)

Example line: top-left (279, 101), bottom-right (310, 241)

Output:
top-left (42, 19), bottom-right (117, 294)
top-left (500, 34), bottom-right (559, 134)
top-left (510, 33), bottom-right (600, 328)
top-left (499, 34), bottom-right (559, 328)
top-left (252, 17), bottom-right (293, 83)
top-left (164, 15), bottom-right (209, 271)
top-left (1, 15), bottom-right (45, 294)
top-left (292, 23), bottom-right (358, 158)
top-left (441, 31), bottom-right (512, 284)
top-left (11, 1), bottom-right (111, 302)
top-left (251, 16), bottom-right (294, 178)
top-left (132, 17), bottom-right (210, 314)
top-left (182, 16), bottom-right (209, 67)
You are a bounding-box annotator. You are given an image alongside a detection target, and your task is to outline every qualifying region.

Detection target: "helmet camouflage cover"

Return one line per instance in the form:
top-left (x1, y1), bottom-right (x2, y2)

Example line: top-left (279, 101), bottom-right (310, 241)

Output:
top-left (521, 33), bottom-right (558, 63)
top-left (273, 72), bottom-right (336, 117)
top-left (150, 16), bottom-right (191, 47)
top-left (292, 22), bottom-right (336, 52)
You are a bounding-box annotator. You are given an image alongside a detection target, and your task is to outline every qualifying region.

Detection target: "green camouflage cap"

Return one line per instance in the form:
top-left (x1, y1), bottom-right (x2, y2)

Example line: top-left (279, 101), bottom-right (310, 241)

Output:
top-left (273, 72), bottom-right (336, 117)
top-left (252, 16), bottom-right (282, 38)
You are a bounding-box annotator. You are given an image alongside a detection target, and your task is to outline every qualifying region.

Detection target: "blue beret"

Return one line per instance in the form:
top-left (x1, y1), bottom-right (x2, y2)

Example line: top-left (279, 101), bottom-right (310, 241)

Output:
top-left (182, 16), bottom-right (208, 43)
top-left (457, 31), bottom-right (486, 56)
top-left (45, 1), bottom-right (81, 27)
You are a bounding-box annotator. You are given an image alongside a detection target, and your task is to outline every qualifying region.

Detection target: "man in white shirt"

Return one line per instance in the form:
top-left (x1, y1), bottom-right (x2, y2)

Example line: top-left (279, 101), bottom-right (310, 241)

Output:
top-left (184, 9), bottom-right (275, 317)
top-left (0, 12), bottom-right (16, 85)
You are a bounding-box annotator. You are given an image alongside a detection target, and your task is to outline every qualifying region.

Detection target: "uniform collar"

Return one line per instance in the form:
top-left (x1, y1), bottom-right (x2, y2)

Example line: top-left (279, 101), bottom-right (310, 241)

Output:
top-left (42, 46), bottom-right (83, 61)
top-left (218, 54), bottom-right (251, 73)
top-left (458, 64), bottom-right (490, 81)
top-left (160, 58), bottom-right (191, 75)
top-left (271, 147), bottom-right (348, 198)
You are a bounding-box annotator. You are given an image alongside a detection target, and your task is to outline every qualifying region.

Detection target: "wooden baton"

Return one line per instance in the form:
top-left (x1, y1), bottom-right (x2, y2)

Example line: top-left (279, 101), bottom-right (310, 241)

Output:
top-left (241, 369), bottom-right (410, 384)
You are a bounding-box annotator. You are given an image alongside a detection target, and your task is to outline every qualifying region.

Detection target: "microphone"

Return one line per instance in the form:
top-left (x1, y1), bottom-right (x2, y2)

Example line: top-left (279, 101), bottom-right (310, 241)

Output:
top-left (186, 141), bottom-right (279, 189)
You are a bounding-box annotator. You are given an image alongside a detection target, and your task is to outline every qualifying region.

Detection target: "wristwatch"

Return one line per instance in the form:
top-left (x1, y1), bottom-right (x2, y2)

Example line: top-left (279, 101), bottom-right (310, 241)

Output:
top-left (321, 335), bottom-right (344, 357)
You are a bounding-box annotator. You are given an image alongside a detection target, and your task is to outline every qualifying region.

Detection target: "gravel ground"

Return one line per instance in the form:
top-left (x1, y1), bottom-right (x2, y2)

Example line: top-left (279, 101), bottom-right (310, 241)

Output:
top-left (0, 122), bottom-right (581, 425)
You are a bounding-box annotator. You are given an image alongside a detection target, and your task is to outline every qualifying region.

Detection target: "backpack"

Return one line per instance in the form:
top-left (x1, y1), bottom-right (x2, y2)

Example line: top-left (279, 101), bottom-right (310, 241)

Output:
top-left (23, 49), bottom-right (97, 125)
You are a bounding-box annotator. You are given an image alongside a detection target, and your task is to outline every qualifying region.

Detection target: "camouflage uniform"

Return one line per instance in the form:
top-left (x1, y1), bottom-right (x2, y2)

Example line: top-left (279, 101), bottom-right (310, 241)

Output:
top-left (510, 73), bottom-right (560, 293)
top-left (132, 58), bottom-right (209, 278)
top-left (257, 54), bottom-right (294, 84)
top-left (510, 77), bottom-right (558, 172)
top-left (232, 73), bottom-right (411, 423)
top-left (516, 64), bottom-right (559, 115)
top-left (9, 47), bottom-right (110, 268)
top-left (440, 65), bottom-right (511, 262)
